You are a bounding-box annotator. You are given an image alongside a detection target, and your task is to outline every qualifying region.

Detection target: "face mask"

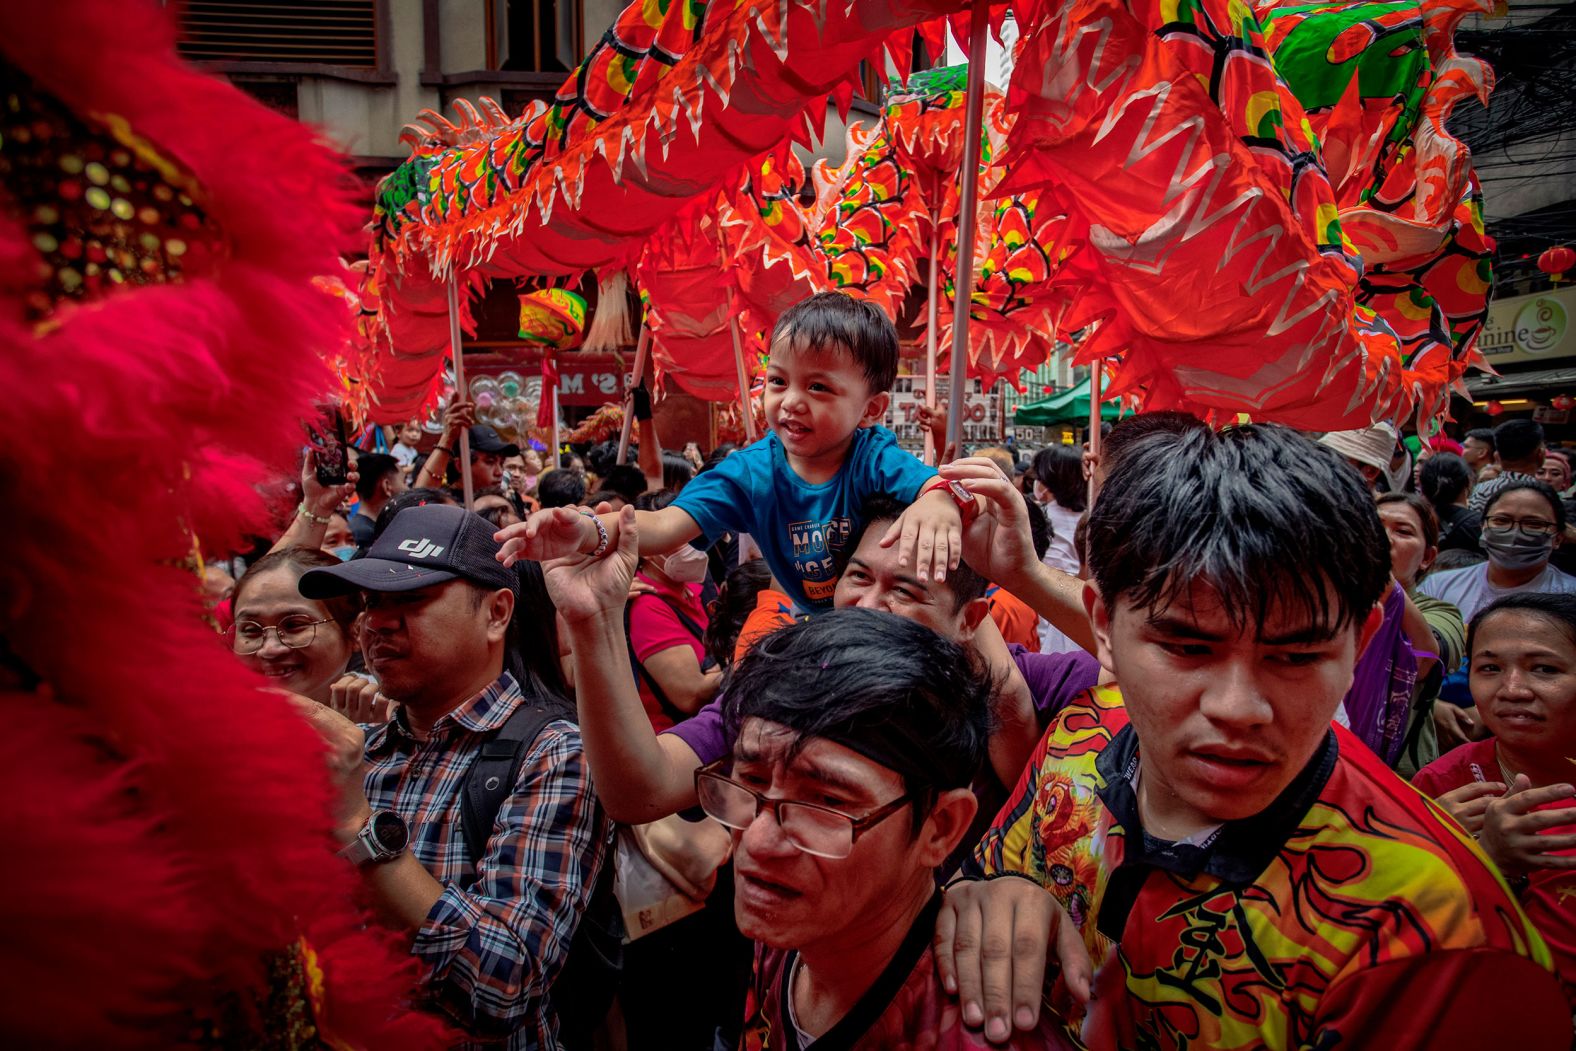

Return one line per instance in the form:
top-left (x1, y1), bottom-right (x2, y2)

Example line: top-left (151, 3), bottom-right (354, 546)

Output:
top-left (331, 545), bottom-right (356, 562)
top-left (1481, 526), bottom-right (1553, 571)
top-left (660, 544), bottom-right (711, 584)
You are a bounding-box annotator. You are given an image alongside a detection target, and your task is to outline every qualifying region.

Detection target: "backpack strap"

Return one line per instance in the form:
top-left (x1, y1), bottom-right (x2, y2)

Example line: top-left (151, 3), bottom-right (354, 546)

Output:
top-left (459, 700), bottom-right (559, 879)
top-left (624, 591), bottom-right (707, 725)
top-left (455, 697), bottom-right (624, 1050)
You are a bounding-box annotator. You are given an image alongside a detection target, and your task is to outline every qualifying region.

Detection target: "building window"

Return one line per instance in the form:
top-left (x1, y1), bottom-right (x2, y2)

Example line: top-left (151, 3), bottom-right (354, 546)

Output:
top-left (175, 0), bottom-right (379, 68)
top-left (497, 0), bottom-right (577, 73)
top-left (228, 79), bottom-right (301, 118)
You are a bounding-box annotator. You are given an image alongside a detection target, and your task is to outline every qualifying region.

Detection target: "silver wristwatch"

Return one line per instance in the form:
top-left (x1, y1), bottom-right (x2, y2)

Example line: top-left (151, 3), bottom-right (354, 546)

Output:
top-left (338, 809), bottom-right (409, 866)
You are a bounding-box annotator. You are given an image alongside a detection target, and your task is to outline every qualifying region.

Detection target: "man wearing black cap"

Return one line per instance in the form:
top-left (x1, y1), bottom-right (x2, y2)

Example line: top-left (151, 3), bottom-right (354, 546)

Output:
top-left (416, 397), bottom-right (519, 496)
top-left (297, 503), bottom-right (609, 1051)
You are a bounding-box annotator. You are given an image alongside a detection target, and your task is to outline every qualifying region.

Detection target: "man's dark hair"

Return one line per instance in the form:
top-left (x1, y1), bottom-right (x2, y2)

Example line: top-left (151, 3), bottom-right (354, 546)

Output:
top-left (1101, 411), bottom-right (1207, 478)
top-left (1493, 418), bottom-right (1545, 464)
top-left (1087, 424), bottom-right (1390, 636)
top-left (772, 291), bottom-right (899, 394)
top-left (1483, 478), bottom-right (1567, 532)
top-left (1023, 498), bottom-right (1051, 562)
top-left (538, 469), bottom-right (587, 509)
top-left (601, 464), bottom-right (647, 504)
top-left (853, 493), bottom-right (987, 609)
top-left (1375, 491), bottom-right (1440, 550)
top-left (354, 453), bottom-right (400, 501)
top-left (1465, 427), bottom-right (1497, 453)
top-left (1031, 445), bottom-right (1087, 512)
top-left (1420, 453), bottom-right (1473, 511)
top-left (721, 607), bottom-right (993, 834)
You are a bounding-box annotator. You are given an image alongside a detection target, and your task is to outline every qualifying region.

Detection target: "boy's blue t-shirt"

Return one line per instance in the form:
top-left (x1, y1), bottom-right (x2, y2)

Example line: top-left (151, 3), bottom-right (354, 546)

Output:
top-left (673, 426), bottom-right (936, 612)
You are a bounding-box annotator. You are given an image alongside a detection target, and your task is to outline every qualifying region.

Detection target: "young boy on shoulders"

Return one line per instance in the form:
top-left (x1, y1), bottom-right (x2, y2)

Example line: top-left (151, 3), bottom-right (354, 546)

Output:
top-left (495, 292), bottom-right (973, 611)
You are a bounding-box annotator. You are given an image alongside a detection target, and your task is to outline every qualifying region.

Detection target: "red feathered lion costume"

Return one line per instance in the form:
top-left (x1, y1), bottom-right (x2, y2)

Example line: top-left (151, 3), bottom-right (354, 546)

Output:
top-left (0, 3), bottom-right (446, 1047)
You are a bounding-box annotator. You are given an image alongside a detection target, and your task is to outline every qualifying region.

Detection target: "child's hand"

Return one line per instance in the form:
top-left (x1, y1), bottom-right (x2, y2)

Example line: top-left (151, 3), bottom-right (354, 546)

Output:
top-left (940, 457), bottom-right (1036, 589)
top-left (542, 505), bottom-right (641, 625)
top-left (879, 488), bottom-right (964, 583)
top-left (495, 506), bottom-right (598, 567)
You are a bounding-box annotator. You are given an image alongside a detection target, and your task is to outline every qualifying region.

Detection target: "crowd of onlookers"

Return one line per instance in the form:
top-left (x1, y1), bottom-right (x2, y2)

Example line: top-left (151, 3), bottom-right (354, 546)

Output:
top-left (200, 293), bottom-right (1576, 1049)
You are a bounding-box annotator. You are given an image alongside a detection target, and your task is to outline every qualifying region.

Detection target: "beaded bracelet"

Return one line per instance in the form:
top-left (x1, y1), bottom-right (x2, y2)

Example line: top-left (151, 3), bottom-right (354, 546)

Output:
top-left (297, 503), bottom-right (331, 525)
top-left (579, 509), bottom-right (610, 558)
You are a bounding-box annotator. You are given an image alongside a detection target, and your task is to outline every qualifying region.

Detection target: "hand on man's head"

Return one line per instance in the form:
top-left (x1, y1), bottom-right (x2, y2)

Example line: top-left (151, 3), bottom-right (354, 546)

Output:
top-left (939, 456), bottom-right (1037, 589)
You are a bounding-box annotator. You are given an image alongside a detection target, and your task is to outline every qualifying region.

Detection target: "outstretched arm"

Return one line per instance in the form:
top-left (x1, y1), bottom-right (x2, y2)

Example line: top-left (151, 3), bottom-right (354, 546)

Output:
top-left (540, 505), bottom-right (708, 823)
top-left (495, 503), bottom-right (700, 567)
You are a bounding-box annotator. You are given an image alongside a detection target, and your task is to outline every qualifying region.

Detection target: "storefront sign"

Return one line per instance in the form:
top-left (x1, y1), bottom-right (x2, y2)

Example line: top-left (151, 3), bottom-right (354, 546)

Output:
top-left (1478, 286), bottom-right (1576, 366)
top-left (888, 376), bottom-right (1001, 449)
top-left (470, 358), bottom-right (624, 406)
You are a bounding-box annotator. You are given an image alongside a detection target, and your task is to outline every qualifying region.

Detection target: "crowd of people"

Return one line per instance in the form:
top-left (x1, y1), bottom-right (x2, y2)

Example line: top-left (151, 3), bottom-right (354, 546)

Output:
top-left (208, 292), bottom-right (1576, 1049)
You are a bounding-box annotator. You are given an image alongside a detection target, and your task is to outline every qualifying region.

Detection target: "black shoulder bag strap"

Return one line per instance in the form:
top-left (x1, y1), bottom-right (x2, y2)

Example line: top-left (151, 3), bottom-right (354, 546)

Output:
top-left (459, 700), bottom-right (556, 873)
top-left (623, 592), bottom-right (708, 725)
top-left (457, 700), bottom-right (623, 1051)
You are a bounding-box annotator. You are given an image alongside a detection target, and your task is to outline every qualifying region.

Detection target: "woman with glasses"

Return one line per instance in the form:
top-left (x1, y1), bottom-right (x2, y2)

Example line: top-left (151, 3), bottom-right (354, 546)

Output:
top-left (227, 548), bottom-right (358, 705)
top-left (1420, 480), bottom-right (1576, 622)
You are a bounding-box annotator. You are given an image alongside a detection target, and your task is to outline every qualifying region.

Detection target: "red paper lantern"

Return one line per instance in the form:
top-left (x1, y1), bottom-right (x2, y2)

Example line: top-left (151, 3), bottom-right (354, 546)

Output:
top-left (1486, 400), bottom-right (1506, 417)
top-left (1554, 394), bottom-right (1574, 412)
top-left (1538, 246), bottom-right (1576, 283)
top-left (1042, 384), bottom-right (1054, 393)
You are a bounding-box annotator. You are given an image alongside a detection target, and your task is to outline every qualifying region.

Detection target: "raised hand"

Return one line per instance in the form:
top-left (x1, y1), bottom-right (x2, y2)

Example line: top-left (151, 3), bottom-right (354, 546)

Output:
top-left (438, 398), bottom-right (477, 447)
top-left (495, 506), bottom-right (599, 567)
top-left (300, 449), bottom-right (358, 518)
top-left (1480, 775), bottom-right (1576, 875)
top-left (939, 456), bottom-right (1037, 589)
top-left (541, 504), bottom-right (640, 625)
top-left (327, 673), bottom-right (395, 724)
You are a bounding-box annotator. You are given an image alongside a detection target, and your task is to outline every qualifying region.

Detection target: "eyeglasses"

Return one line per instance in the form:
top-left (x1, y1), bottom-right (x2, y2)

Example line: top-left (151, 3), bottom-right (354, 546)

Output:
top-left (226, 615), bottom-right (333, 654)
top-left (1484, 514), bottom-right (1558, 537)
top-left (694, 759), bottom-right (912, 859)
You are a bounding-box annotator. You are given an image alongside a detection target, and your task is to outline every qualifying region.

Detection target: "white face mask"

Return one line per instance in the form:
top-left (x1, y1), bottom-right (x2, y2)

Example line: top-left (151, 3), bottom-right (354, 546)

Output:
top-left (659, 544), bottom-right (711, 584)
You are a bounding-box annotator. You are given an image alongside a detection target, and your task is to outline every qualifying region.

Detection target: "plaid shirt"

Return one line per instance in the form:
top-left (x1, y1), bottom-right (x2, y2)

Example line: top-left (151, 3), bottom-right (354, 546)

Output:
top-left (363, 672), bottom-right (610, 1050)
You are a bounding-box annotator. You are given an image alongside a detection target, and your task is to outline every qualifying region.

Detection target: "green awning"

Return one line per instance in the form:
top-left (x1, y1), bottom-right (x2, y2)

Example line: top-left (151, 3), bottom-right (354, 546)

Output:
top-left (1013, 378), bottom-right (1122, 427)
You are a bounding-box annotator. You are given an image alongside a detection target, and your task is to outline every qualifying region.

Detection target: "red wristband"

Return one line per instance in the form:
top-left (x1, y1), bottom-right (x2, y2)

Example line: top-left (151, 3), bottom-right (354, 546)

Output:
top-left (921, 477), bottom-right (980, 526)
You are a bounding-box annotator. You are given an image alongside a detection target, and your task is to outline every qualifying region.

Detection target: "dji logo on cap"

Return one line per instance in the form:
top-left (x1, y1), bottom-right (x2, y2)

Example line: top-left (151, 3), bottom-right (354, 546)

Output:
top-left (399, 538), bottom-right (446, 559)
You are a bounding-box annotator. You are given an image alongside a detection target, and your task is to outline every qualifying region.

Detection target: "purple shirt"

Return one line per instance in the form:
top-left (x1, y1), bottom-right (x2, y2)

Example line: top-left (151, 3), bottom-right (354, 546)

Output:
top-left (663, 645), bottom-right (1101, 763)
